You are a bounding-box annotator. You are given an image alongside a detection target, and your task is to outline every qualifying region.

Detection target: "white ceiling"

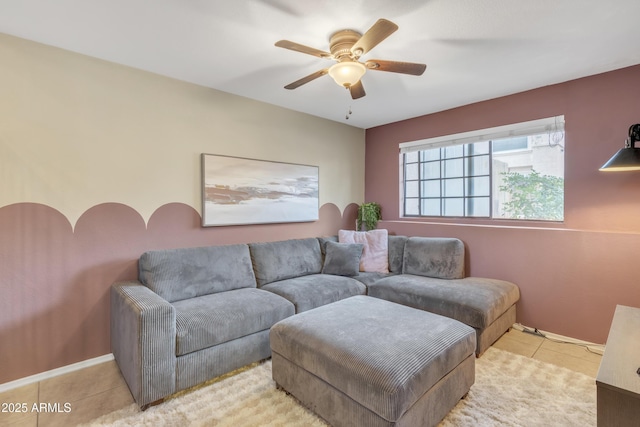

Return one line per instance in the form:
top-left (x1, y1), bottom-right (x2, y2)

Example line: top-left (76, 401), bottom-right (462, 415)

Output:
top-left (1, 0), bottom-right (639, 129)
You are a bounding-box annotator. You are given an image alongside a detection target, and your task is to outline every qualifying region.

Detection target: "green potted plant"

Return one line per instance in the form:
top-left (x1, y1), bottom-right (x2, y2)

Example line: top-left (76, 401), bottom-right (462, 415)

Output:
top-left (357, 202), bottom-right (382, 231)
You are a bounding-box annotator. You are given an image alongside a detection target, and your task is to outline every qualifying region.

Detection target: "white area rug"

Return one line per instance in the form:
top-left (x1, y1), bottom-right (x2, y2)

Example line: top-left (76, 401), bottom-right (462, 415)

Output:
top-left (83, 347), bottom-right (596, 427)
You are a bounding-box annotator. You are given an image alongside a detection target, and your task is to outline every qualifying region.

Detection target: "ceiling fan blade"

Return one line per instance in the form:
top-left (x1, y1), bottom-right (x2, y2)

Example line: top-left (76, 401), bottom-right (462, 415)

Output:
top-left (365, 59), bottom-right (426, 76)
top-left (349, 80), bottom-right (366, 99)
top-left (275, 40), bottom-right (332, 59)
top-left (284, 69), bottom-right (329, 89)
top-left (351, 19), bottom-right (398, 57)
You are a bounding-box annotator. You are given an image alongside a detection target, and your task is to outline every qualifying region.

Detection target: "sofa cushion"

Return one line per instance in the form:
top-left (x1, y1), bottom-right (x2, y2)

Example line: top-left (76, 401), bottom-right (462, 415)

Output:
top-left (367, 274), bottom-right (520, 329)
top-left (318, 236), bottom-right (338, 257)
top-left (402, 237), bottom-right (465, 279)
top-left (322, 242), bottom-right (363, 277)
top-left (172, 288), bottom-right (295, 356)
top-left (249, 238), bottom-right (323, 287)
top-left (320, 234), bottom-right (405, 274)
top-left (261, 274), bottom-right (366, 313)
top-left (339, 229), bottom-right (389, 273)
top-left (139, 244), bottom-right (256, 303)
top-left (351, 271), bottom-right (394, 287)
top-left (388, 235), bottom-right (408, 273)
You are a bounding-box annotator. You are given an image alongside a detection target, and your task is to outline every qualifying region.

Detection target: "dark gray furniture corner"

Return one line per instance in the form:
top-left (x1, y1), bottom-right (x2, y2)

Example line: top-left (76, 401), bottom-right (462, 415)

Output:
top-left (270, 296), bottom-right (476, 427)
top-left (110, 243), bottom-right (295, 408)
top-left (110, 233), bottom-right (520, 409)
top-left (249, 238), bottom-right (366, 312)
top-left (368, 236), bottom-right (520, 355)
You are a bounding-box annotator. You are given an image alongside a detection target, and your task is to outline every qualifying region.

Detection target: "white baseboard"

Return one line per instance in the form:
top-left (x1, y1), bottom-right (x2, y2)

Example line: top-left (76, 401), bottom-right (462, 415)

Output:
top-left (0, 353), bottom-right (115, 394)
top-left (1, 323), bottom-right (605, 394)
top-left (512, 323), bottom-right (605, 355)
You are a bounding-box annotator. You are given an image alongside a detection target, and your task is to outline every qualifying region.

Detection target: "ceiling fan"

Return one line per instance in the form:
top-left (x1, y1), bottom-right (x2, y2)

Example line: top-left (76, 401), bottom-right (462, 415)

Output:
top-left (275, 19), bottom-right (426, 100)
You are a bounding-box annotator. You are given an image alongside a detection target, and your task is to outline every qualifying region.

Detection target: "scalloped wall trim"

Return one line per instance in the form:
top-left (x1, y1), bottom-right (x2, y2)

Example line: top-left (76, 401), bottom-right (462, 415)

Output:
top-left (0, 201), bottom-right (358, 384)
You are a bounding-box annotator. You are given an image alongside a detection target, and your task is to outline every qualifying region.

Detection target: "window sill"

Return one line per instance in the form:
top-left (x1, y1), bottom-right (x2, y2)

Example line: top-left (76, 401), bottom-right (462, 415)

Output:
top-left (393, 217), bottom-right (567, 231)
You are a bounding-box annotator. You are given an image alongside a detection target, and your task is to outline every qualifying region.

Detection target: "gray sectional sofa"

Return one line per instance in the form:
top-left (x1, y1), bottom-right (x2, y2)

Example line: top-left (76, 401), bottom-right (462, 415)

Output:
top-left (110, 234), bottom-right (520, 409)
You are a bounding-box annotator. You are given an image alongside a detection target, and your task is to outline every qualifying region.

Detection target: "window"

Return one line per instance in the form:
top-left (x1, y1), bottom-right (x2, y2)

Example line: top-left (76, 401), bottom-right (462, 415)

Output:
top-left (400, 116), bottom-right (564, 221)
top-left (493, 136), bottom-right (528, 152)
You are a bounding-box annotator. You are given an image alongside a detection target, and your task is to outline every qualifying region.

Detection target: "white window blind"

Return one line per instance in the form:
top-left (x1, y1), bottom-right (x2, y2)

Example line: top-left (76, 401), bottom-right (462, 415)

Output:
top-left (399, 115), bottom-right (565, 154)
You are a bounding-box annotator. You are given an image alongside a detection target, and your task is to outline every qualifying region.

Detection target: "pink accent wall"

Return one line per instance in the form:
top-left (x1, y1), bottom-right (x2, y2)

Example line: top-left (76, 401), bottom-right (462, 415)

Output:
top-left (365, 64), bottom-right (640, 344)
top-left (0, 202), bottom-right (357, 384)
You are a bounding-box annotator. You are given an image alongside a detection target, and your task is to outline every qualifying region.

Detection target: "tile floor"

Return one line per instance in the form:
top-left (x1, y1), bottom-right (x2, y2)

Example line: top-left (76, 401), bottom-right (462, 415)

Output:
top-left (0, 329), bottom-right (603, 426)
top-left (492, 328), bottom-right (603, 377)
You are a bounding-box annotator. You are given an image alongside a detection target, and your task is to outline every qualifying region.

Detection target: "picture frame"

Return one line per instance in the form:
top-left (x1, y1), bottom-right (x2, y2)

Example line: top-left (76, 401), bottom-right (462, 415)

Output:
top-left (201, 154), bottom-right (319, 227)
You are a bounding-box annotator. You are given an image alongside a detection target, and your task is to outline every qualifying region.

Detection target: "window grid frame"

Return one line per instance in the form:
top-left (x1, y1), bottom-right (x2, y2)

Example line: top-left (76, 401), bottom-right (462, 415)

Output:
top-left (404, 142), bottom-right (492, 218)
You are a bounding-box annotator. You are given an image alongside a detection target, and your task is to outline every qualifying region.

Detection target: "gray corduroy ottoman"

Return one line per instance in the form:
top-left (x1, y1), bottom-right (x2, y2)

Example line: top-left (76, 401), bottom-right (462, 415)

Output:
top-left (270, 295), bottom-right (476, 427)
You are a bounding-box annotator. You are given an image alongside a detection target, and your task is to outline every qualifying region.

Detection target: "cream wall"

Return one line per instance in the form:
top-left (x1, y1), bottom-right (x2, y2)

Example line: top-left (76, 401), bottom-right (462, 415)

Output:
top-left (0, 33), bottom-right (364, 226)
top-left (0, 32), bottom-right (364, 384)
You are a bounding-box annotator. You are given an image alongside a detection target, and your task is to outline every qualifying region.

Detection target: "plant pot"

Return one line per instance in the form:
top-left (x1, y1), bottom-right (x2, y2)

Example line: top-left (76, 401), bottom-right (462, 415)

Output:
top-left (357, 202), bottom-right (382, 231)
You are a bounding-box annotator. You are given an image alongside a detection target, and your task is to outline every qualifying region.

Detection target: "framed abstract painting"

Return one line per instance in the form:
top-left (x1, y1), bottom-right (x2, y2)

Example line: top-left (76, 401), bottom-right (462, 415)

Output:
top-left (201, 154), bottom-right (319, 227)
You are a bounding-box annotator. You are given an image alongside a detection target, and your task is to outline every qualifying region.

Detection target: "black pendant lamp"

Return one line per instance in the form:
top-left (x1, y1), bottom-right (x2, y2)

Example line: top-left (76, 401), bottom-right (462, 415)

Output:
top-left (600, 124), bottom-right (640, 171)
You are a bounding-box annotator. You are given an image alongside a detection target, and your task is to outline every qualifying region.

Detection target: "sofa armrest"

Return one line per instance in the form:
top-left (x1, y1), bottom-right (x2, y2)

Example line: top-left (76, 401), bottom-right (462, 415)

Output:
top-left (110, 281), bottom-right (176, 408)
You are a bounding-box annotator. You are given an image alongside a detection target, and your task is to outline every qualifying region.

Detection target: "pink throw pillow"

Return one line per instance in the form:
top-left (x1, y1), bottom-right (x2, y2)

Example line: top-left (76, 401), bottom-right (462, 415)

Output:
top-left (338, 229), bottom-right (389, 273)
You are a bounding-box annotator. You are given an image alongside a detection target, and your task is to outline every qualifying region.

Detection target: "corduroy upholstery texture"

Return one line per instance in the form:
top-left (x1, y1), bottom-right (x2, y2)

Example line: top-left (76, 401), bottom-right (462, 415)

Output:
top-left (318, 235), bottom-right (339, 255)
top-left (319, 234), bottom-right (407, 275)
top-left (111, 282), bottom-right (177, 407)
top-left (271, 296), bottom-right (476, 426)
top-left (402, 237), bottom-right (465, 279)
top-left (351, 271), bottom-right (396, 287)
top-left (112, 243), bottom-right (296, 409)
top-left (173, 288), bottom-right (294, 356)
top-left (272, 352), bottom-right (475, 427)
top-left (139, 243), bottom-right (256, 303)
top-left (249, 238), bottom-right (323, 287)
top-left (367, 275), bottom-right (520, 330)
top-left (368, 236), bottom-right (520, 355)
top-left (387, 235), bottom-right (408, 273)
top-left (111, 232), bottom-right (519, 410)
top-left (321, 241), bottom-right (364, 276)
top-left (175, 329), bottom-right (273, 391)
top-left (261, 274), bottom-right (366, 313)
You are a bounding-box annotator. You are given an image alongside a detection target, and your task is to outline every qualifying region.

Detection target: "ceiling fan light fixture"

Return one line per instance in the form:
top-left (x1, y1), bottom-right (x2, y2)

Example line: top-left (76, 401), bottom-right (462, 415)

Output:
top-left (328, 61), bottom-right (366, 88)
top-left (275, 19), bottom-right (425, 99)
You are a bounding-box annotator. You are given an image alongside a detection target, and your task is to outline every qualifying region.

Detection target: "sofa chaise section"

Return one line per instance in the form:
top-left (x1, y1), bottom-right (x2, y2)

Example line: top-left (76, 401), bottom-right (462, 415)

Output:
top-left (367, 237), bottom-right (520, 355)
top-left (111, 243), bottom-right (295, 408)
